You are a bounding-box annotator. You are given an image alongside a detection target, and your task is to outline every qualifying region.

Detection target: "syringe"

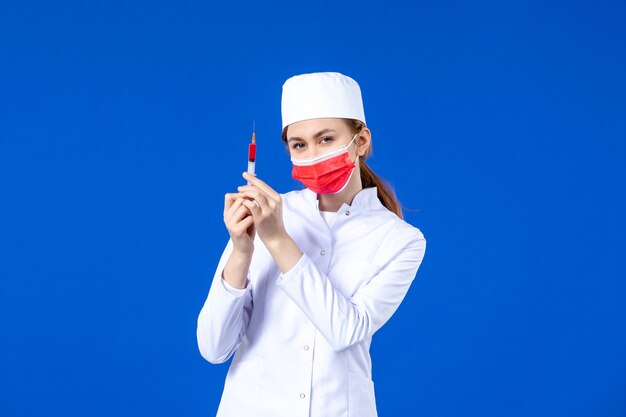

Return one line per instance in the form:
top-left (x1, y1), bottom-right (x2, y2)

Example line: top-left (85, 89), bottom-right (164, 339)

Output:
top-left (247, 121), bottom-right (256, 185)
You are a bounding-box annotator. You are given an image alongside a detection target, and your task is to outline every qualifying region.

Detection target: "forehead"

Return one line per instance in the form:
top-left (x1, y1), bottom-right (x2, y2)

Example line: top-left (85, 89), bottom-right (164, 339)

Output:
top-left (286, 118), bottom-right (348, 139)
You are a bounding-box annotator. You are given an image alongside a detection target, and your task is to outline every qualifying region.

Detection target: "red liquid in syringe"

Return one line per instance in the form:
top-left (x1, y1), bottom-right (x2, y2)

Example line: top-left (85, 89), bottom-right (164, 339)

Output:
top-left (247, 129), bottom-right (256, 184)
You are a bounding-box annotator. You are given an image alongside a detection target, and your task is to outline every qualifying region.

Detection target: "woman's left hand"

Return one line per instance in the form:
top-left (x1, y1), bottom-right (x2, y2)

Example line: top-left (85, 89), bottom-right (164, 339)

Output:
top-left (237, 172), bottom-right (287, 246)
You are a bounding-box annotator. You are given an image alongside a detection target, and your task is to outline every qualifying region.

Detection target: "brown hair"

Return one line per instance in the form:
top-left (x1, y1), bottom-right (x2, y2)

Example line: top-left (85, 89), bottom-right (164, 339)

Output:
top-left (281, 118), bottom-right (403, 218)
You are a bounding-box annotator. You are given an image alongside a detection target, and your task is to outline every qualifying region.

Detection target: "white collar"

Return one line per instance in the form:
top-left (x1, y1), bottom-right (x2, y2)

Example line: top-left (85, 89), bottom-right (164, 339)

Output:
top-left (299, 186), bottom-right (383, 211)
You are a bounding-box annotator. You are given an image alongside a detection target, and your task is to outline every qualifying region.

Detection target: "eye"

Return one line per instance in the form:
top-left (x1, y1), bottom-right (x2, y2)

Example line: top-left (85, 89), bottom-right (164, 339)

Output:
top-left (291, 142), bottom-right (305, 150)
top-left (320, 136), bottom-right (334, 144)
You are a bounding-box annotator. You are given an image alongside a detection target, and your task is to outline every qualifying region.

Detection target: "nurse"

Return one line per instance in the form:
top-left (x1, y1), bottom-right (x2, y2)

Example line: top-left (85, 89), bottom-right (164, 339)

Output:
top-left (197, 72), bottom-right (427, 417)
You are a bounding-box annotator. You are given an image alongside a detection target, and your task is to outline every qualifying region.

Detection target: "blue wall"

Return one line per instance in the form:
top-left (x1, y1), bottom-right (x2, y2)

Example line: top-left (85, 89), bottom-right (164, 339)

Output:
top-left (1, 1), bottom-right (625, 416)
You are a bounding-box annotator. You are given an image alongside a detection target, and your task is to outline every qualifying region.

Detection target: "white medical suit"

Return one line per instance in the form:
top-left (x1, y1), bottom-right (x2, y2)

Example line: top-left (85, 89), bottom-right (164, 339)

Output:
top-left (197, 186), bottom-right (427, 417)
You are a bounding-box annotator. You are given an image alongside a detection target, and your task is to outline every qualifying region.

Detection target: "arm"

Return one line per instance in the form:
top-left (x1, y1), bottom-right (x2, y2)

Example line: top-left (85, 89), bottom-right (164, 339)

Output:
top-left (275, 226), bottom-right (426, 352)
top-left (197, 190), bottom-right (258, 364)
top-left (197, 239), bottom-right (254, 364)
top-left (235, 173), bottom-right (426, 352)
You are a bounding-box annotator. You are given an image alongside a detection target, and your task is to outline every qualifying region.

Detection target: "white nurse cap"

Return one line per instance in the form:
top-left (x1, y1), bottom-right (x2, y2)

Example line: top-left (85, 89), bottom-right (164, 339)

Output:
top-left (281, 72), bottom-right (366, 129)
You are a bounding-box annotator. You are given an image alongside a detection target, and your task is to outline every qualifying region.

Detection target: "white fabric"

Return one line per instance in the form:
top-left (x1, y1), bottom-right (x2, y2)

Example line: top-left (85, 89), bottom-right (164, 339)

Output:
top-left (197, 187), bottom-right (427, 417)
top-left (221, 275), bottom-right (249, 296)
top-left (281, 72), bottom-right (366, 129)
top-left (319, 210), bottom-right (337, 226)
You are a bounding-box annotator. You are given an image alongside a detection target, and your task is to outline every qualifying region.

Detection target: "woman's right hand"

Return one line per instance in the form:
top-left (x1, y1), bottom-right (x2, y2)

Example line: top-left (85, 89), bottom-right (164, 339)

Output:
top-left (223, 193), bottom-right (256, 257)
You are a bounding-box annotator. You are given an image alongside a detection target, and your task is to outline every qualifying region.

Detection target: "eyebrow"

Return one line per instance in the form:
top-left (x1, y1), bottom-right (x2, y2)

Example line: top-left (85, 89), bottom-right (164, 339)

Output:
top-left (287, 129), bottom-right (336, 142)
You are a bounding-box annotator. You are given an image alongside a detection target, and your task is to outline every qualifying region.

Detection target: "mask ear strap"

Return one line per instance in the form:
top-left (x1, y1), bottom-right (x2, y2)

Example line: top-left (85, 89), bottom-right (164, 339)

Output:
top-left (349, 134), bottom-right (360, 165)
top-left (348, 133), bottom-right (359, 148)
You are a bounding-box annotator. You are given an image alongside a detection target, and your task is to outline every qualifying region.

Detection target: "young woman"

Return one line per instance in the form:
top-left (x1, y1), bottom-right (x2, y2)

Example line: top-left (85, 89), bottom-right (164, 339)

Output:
top-left (197, 72), bottom-right (427, 417)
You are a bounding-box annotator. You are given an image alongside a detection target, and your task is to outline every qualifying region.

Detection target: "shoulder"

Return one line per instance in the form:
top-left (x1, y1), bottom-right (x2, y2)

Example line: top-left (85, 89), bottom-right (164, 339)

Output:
top-left (363, 192), bottom-right (426, 244)
top-left (364, 208), bottom-right (426, 267)
top-left (393, 212), bottom-right (425, 241)
top-left (374, 207), bottom-right (426, 247)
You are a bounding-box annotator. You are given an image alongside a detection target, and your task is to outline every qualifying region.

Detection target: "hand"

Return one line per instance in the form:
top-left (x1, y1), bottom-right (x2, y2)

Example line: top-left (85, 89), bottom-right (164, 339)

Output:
top-left (223, 192), bottom-right (255, 257)
top-left (236, 172), bottom-right (286, 246)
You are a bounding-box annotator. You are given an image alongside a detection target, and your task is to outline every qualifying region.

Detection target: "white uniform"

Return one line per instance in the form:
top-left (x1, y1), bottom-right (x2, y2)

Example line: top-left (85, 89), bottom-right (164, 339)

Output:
top-left (197, 186), bottom-right (427, 417)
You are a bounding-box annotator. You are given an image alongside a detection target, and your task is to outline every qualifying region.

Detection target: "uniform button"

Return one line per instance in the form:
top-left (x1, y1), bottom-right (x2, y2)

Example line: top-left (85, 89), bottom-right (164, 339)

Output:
top-left (303, 345), bottom-right (309, 350)
top-left (345, 210), bottom-right (350, 216)
top-left (320, 249), bottom-right (326, 256)
top-left (300, 393), bottom-right (306, 399)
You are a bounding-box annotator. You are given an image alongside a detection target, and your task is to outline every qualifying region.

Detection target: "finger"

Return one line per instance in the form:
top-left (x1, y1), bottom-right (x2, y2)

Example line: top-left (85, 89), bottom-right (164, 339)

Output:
top-left (224, 193), bottom-right (248, 217)
top-left (224, 197), bottom-right (244, 219)
top-left (227, 191), bottom-right (258, 203)
top-left (225, 198), bottom-right (253, 223)
top-left (242, 172), bottom-right (281, 202)
top-left (230, 204), bottom-right (252, 224)
top-left (224, 193), bottom-right (236, 216)
top-left (237, 186), bottom-right (272, 206)
top-left (242, 199), bottom-right (262, 218)
top-left (231, 214), bottom-right (254, 236)
top-left (238, 189), bottom-right (270, 211)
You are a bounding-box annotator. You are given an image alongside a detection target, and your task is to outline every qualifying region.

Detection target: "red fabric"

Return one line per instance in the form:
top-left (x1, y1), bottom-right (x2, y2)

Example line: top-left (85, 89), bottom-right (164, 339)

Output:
top-left (292, 152), bottom-right (355, 194)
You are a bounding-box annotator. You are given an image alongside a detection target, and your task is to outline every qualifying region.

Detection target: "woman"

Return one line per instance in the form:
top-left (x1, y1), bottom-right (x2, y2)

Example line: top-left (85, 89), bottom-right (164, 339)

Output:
top-left (197, 72), bottom-right (427, 417)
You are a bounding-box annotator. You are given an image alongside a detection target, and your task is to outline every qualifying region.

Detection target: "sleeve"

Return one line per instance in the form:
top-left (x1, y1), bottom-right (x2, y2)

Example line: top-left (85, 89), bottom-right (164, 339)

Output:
top-left (196, 239), bottom-right (254, 364)
top-left (275, 225), bottom-right (426, 352)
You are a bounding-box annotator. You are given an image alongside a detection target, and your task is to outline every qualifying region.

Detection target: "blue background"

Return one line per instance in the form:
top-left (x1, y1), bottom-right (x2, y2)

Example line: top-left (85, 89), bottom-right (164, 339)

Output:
top-left (1, 1), bottom-right (625, 416)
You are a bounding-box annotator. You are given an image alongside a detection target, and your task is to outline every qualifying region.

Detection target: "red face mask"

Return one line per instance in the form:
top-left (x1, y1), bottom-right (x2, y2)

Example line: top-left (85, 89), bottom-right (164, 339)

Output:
top-left (291, 133), bottom-right (358, 194)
